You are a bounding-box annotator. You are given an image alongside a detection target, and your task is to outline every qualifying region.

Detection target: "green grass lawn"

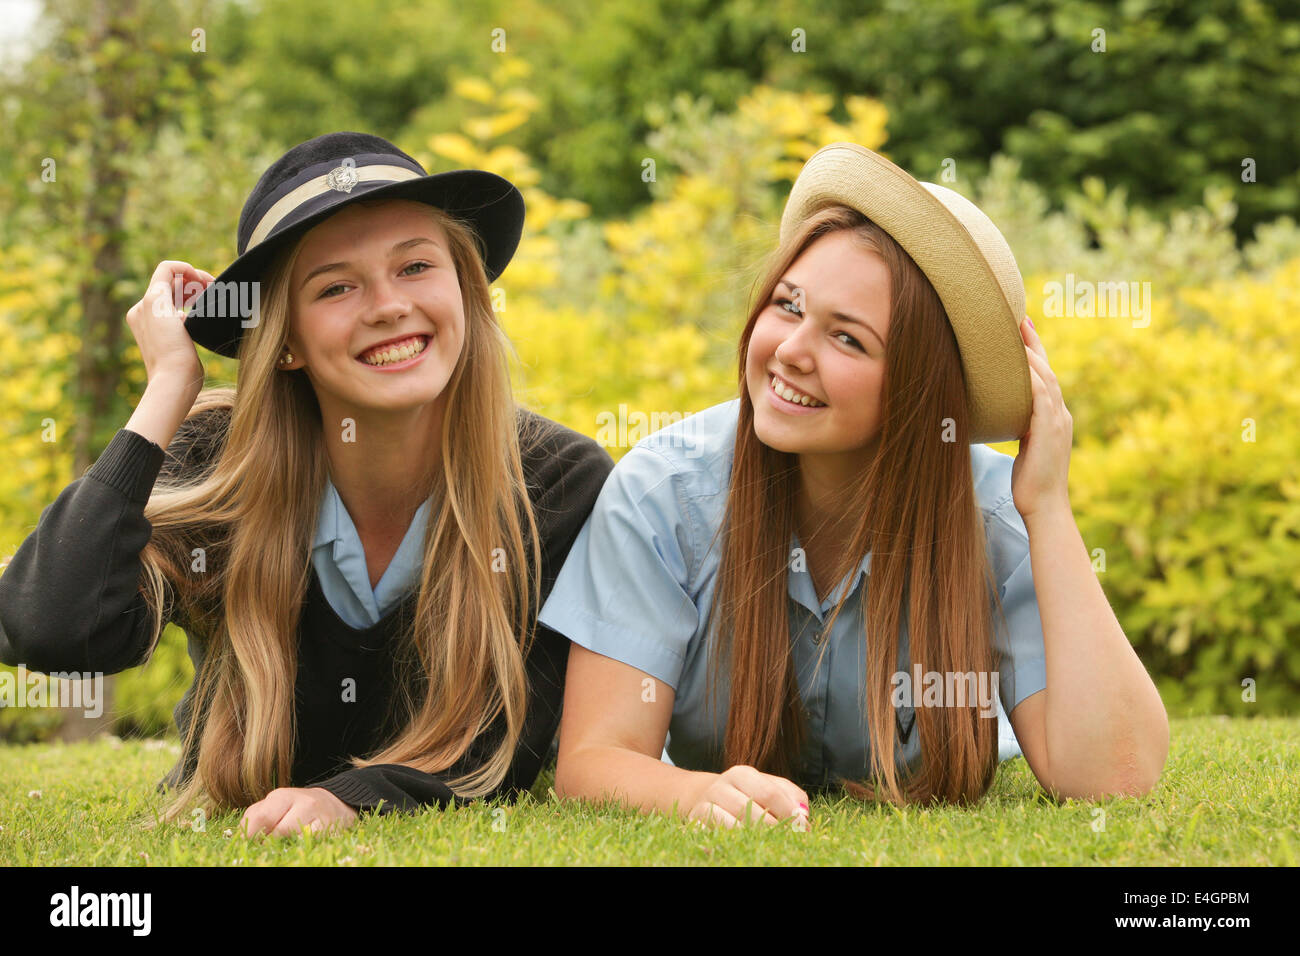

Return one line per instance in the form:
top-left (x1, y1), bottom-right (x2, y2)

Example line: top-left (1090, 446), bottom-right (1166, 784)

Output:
top-left (0, 716), bottom-right (1295, 866)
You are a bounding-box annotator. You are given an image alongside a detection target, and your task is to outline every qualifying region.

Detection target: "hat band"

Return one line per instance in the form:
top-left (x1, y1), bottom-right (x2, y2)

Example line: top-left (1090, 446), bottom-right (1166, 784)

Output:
top-left (245, 164), bottom-right (424, 250)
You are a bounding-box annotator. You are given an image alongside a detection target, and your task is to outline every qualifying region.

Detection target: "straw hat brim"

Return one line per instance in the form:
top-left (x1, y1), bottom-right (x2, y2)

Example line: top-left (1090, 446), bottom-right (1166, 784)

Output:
top-left (779, 142), bottom-right (1031, 444)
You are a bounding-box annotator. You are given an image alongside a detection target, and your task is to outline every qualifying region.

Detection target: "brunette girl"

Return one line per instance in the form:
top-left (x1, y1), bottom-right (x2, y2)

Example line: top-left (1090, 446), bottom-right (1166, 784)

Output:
top-left (539, 143), bottom-right (1168, 826)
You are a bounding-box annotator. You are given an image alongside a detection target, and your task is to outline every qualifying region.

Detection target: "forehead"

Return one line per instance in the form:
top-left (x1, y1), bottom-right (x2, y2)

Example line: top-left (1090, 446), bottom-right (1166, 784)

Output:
top-left (783, 230), bottom-right (891, 322)
top-left (294, 199), bottom-right (446, 265)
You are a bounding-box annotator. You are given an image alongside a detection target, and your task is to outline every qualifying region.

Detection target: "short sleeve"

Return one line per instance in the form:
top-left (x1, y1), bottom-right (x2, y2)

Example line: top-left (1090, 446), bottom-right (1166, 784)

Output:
top-left (986, 496), bottom-right (1048, 716)
top-left (537, 445), bottom-right (699, 691)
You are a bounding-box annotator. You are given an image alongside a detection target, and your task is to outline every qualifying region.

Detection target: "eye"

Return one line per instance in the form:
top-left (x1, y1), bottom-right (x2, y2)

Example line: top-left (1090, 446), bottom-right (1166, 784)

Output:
top-left (773, 297), bottom-right (802, 317)
top-left (834, 331), bottom-right (865, 351)
top-left (318, 261), bottom-right (431, 299)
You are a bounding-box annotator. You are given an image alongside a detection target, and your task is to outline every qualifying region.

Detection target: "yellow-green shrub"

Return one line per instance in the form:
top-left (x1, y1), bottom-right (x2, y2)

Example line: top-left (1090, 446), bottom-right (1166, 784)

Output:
top-left (1032, 259), bottom-right (1300, 715)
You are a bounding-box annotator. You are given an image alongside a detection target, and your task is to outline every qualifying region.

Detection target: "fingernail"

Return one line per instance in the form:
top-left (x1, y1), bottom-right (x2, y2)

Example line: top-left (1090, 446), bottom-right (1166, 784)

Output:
top-left (798, 802), bottom-right (809, 812)
top-left (1028, 318), bottom-right (1036, 331)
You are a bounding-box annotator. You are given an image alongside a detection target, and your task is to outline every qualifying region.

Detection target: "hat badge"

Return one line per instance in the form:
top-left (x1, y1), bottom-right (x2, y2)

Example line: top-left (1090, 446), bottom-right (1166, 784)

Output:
top-left (326, 157), bottom-right (359, 193)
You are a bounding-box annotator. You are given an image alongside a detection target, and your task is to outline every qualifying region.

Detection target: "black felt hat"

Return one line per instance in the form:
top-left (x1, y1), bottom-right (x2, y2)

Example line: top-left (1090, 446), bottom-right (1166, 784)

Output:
top-left (184, 131), bottom-right (525, 359)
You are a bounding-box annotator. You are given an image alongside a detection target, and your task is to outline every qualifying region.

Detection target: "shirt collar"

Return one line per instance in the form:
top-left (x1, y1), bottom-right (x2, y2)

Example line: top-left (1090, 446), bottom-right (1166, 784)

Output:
top-left (313, 476), bottom-right (440, 554)
top-left (787, 532), bottom-right (872, 620)
top-left (312, 476), bottom-right (345, 556)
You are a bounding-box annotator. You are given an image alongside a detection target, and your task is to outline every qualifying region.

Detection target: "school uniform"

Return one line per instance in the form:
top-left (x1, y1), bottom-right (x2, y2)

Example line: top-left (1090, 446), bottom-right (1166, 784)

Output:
top-left (312, 474), bottom-right (436, 630)
top-left (537, 398), bottom-right (1048, 788)
top-left (0, 405), bottom-right (613, 812)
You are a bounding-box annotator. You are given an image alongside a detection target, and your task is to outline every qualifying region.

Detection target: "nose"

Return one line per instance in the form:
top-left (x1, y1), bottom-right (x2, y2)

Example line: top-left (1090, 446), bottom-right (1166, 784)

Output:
top-left (773, 316), bottom-right (816, 374)
top-left (363, 271), bottom-right (413, 325)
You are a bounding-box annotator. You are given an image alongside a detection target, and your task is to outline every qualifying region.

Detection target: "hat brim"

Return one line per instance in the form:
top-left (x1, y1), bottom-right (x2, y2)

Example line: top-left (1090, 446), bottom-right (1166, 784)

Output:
top-left (185, 170), bottom-right (523, 360)
top-left (779, 142), bottom-right (1031, 444)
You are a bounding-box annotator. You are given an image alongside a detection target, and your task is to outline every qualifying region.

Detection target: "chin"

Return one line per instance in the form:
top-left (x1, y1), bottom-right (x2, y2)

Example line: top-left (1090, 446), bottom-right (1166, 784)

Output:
top-left (750, 406), bottom-right (805, 454)
top-left (755, 433), bottom-right (805, 455)
top-left (350, 381), bottom-right (446, 409)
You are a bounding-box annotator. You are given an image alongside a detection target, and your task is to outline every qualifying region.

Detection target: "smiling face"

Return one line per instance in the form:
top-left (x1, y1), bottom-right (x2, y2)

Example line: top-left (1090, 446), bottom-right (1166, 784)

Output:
top-left (745, 228), bottom-right (892, 475)
top-left (284, 198), bottom-right (466, 419)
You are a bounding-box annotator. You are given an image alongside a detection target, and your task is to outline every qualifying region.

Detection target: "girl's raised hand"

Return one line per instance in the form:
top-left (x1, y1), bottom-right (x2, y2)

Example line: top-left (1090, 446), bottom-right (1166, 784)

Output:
top-left (1011, 316), bottom-right (1073, 522)
top-left (125, 260), bottom-right (214, 399)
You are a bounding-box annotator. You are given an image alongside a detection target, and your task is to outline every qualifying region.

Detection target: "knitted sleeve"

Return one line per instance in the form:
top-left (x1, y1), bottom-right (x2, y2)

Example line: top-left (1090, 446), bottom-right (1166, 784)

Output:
top-left (0, 409), bottom-right (226, 675)
top-left (0, 427), bottom-right (169, 674)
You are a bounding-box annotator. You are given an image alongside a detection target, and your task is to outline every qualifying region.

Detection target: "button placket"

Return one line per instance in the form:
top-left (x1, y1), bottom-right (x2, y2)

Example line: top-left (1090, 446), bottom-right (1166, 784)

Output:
top-left (792, 607), bottom-right (829, 782)
top-left (812, 624), bottom-right (833, 784)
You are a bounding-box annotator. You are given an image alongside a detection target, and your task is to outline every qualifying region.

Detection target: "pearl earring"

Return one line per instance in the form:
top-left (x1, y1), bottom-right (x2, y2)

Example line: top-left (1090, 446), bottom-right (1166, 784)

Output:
top-left (280, 351), bottom-right (294, 366)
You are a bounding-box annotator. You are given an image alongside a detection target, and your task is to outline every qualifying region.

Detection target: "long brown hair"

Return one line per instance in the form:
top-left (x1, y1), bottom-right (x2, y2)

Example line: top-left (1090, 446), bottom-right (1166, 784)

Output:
top-left (708, 204), bottom-right (1005, 806)
top-left (136, 201), bottom-right (542, 821)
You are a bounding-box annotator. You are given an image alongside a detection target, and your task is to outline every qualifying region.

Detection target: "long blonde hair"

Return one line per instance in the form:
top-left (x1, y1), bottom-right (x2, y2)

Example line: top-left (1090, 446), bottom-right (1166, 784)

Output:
top-left (137, 202), bottom-right (541, 821)
top-left (708, 204), bottom-right (1004, 806)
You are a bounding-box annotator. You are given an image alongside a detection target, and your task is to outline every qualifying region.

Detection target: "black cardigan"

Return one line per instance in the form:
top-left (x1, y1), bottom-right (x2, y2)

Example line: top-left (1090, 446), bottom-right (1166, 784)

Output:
top-left (0, 404), bottom-right (612, 813)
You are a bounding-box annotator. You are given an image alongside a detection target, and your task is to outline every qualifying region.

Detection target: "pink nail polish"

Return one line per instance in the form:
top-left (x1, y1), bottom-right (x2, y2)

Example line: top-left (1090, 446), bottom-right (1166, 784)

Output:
top-left (1028, 318), bottom-right (1036, 331)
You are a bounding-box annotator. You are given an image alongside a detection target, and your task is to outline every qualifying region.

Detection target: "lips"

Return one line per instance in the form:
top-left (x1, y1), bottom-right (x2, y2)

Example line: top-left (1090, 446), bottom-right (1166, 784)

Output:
top-left (768, 371), bottom-right (826, 407)
top-left (355, 334), bottom-right (429, 362)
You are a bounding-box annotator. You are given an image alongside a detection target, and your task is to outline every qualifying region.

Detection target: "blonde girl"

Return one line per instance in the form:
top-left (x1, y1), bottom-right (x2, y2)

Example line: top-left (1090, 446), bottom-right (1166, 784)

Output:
top-left (0, 132), bottom-right (611, 835)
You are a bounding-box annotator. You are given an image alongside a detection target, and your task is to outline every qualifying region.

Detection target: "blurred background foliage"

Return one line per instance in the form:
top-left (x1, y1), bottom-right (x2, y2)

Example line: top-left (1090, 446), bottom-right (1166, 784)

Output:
top-left (0, 0), bottom-right (1296, 740)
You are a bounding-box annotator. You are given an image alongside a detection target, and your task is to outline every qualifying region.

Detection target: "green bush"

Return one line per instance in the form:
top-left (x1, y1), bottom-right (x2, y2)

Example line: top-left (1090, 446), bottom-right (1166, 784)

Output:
top-left (1035, 259), bottom-right (1300, 716)
top-left (504, 0), bottom-right (1299, 240)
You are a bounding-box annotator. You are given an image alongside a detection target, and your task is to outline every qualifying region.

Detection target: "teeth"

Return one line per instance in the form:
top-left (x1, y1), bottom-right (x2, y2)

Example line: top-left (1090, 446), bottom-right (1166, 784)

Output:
top-left (771, 374), bottom-right (824, 407)
top-left (361, 336), bottom-right (426, 365)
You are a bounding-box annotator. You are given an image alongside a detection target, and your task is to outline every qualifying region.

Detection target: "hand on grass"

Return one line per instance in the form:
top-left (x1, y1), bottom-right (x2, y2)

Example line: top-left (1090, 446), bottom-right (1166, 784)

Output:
top-left (241, 787), bottom-right (359, 837)
top-left (686, 765), bottom-right (811, 831)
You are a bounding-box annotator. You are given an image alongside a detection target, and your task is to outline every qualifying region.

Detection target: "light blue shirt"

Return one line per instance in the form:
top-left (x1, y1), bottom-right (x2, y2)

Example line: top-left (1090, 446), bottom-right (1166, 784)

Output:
top-left (311, 475), bottom-right (434, 630)
top-left (537, 399), bottom-right (1048, 787)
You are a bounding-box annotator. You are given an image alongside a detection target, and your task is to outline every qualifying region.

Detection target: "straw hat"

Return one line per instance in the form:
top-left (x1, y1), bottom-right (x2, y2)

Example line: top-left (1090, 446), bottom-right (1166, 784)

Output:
top-left (779, 142), bottom-right (1031, 444)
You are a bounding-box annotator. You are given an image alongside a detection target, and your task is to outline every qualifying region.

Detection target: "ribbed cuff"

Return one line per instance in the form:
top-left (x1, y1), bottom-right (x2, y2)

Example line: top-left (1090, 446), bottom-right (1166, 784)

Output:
top-left (86, 429), bottom-right (166, 505)
top-left (315, 771), bottom-right (390, 811)
top-left (313, 765), bottom-right (462, 814)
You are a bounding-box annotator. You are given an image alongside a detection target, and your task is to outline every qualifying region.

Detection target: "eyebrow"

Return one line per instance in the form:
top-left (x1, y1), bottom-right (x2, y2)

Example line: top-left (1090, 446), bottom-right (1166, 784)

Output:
top-left (778, 279), bottom-right (885, 349)
top-left (300, 237), bottom-right (441, 291)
